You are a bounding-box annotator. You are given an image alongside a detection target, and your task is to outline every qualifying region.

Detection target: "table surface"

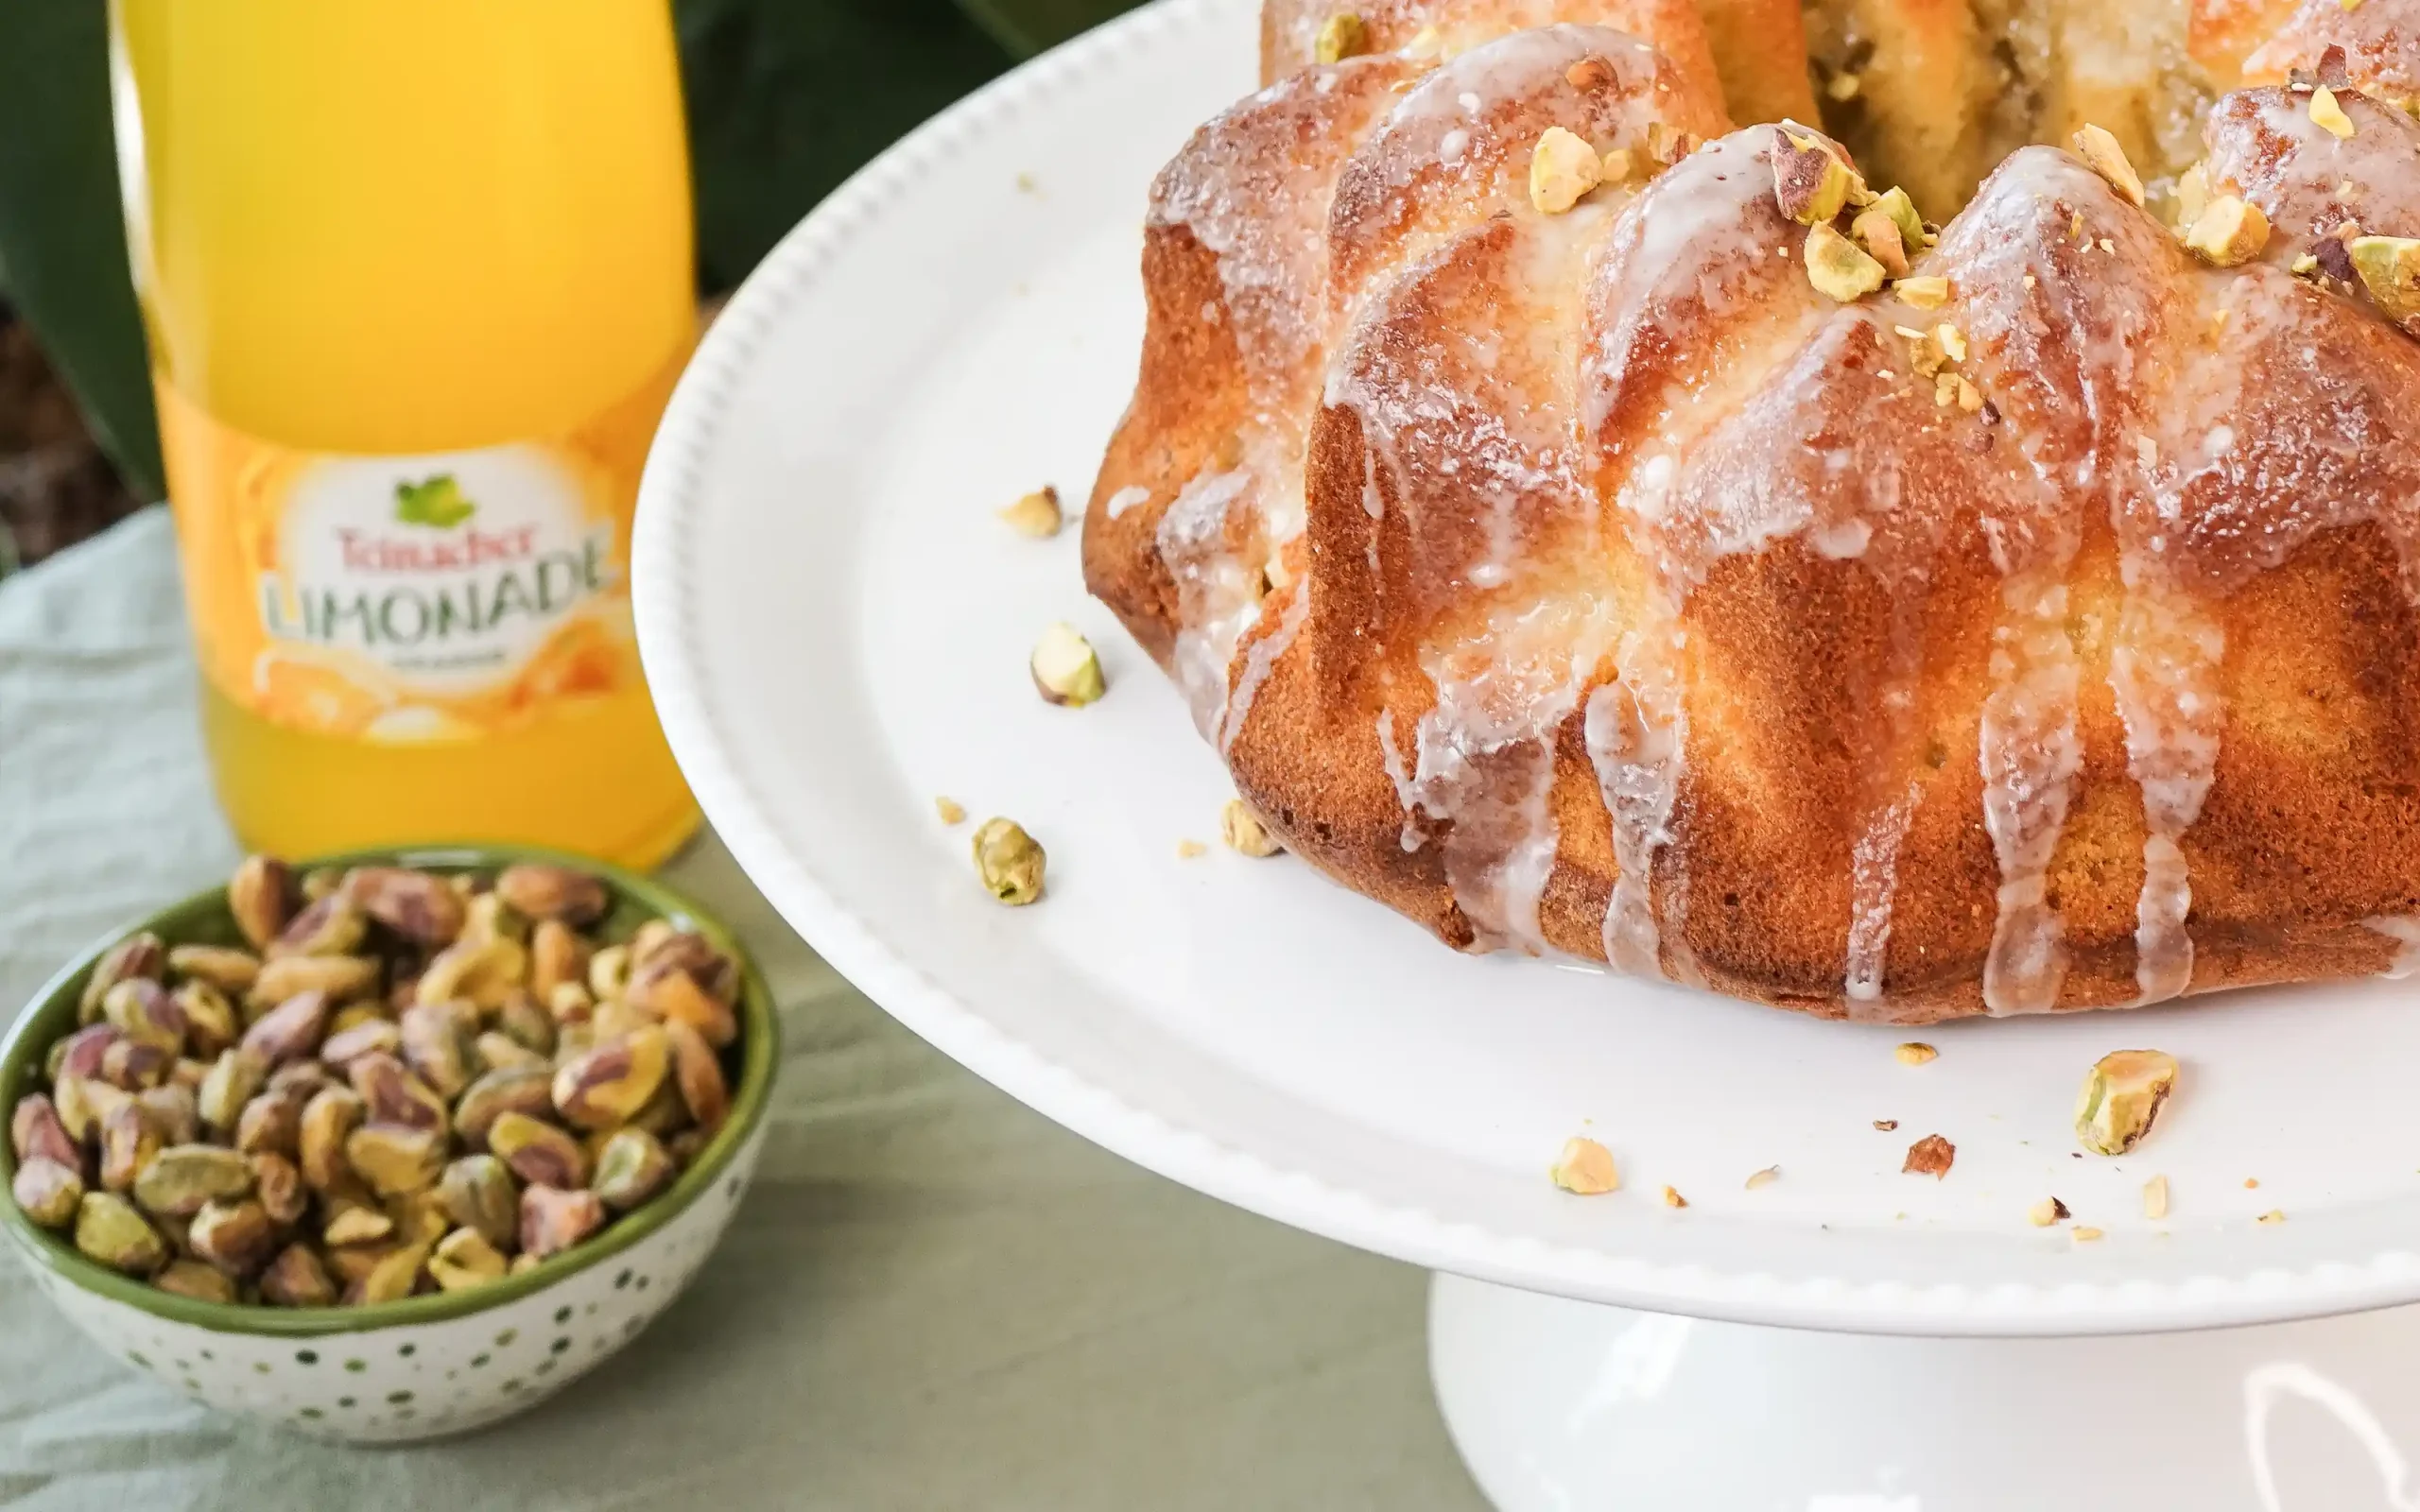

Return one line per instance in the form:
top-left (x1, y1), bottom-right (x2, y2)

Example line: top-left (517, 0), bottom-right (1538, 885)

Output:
top-left (0, 509), bottom-right (1483, 1510)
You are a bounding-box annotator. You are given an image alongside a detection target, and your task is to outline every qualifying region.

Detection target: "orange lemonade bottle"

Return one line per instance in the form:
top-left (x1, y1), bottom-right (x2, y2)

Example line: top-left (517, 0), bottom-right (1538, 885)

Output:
top-left (111, 0), bottom-right (702, 866)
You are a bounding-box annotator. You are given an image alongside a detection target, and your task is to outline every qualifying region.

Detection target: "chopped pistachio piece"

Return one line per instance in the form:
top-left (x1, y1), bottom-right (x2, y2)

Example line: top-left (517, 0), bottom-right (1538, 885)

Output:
top-left (997, 486), bottom-right (1063, 538)
top-left (1895, 275), bottom-right (1951, 308)
top-left (2184, 194), bottom-right (2271, 266)
top-left (2027, 1195), bottom-right (2070, 1227)
top-left (1849, 207), bottom-right (1910, 278)
top-left (1773, 132), bottom-right (1855, 224)
top-left (1804, 222), bottom-right (1886, 302)
top-left (2311, 85), bottom-right (2356, 138)
top-left (1030, 622), bottom-right (1106, 707)
top-left (2143, 1174), bottom-right (2171, 1220)
top-left (1219, 800), bottom-right (1283, 858)
top-left (2070, 124), bottom-right (2146, 207)
top-left (1893, 1041), bottom-right (1938, 1066)
top-left (2075, 1049), bottom-right (2179, 1156)
top-left (935, 796), bottom-right (968, 826)
top-left (1314, 11), bottom-right (1366, 64)
top-left (2350, 234), bottom-right (2420, 321)
top-left (972, 818), bottom-right (1046, 905)
top-left (1528, 127), bottom-right (1604, 215)
top-left (1549, 1136), bottom-right (1618, 1195)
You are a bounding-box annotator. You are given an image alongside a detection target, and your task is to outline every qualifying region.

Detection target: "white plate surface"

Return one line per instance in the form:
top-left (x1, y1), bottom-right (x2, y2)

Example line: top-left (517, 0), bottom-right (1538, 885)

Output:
top-left (633, 0), bottom-right (2420, 1335)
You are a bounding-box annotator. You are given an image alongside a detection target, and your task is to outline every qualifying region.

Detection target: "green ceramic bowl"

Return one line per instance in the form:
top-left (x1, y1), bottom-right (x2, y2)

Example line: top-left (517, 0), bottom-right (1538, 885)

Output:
top-left (0, 844), bottom-right (779, 1442)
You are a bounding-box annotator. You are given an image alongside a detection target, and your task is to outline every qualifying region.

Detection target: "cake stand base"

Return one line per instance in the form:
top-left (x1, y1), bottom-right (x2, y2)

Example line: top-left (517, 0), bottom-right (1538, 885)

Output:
top-left (1429, 1272), bottom-right (2420, 1510)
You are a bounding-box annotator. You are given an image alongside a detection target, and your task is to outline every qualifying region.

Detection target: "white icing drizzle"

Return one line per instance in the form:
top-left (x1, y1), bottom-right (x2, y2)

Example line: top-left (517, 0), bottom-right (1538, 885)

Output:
top-left (1583, 627), bottom-right (1687, 975)
top-left (1403, 595), bottom-right (1614, 953)
top-left (1845, 783), bottom-right (1922, 1003)
top-left (1104, 485), bottom-right (1151, 519)
top-left (1218, 580), bottom-right (1308, 755)
top-left (2369, 919), bottom-right (2420, 979)
top-left (1155, 467), bottom-right (1261, 737)
top-left (1978, 576), bottom-right (2083, 1015)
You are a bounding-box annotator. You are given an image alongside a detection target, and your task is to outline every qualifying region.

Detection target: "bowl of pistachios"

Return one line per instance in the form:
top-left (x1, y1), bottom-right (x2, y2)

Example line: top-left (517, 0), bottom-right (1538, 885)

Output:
top-left (0, 845), bottom-right (778, 1444)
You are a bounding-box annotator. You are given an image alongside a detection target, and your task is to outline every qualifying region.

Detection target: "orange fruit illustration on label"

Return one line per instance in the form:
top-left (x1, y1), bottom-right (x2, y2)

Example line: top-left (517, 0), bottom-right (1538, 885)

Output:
top-left (252, 646), bottom-right (399, 738)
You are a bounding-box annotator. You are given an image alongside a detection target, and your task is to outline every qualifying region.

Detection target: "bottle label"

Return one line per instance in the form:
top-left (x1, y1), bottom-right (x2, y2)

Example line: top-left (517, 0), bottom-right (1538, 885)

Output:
top-left (158, 363), bottom-right (677, 744)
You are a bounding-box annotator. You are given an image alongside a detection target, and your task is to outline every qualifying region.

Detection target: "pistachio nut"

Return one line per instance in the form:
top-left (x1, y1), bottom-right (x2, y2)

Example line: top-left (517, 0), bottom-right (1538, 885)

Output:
top-left (155, 1257), bottom-right (239, 1304)
top-left (552, 1028), bottom-right (670, 1131)
top-left (75, 1191), bottom-right (167, 1275)
top-left (2351, 234), bottom-right (2420, 325)
top-left (78, 932), bottom-right (166, 1025)
top-left (455, 1065), bottom-right (553, 1149)
top-left (1030, 621), bottom-right (1108, 707)
top-left (1805, 221), bottom-right (1887, 301)
top-left (666, 1128), bottom-right (709, 1168)
top-left (132, 1143), bottom-right (256, 1219)
top-left (662, 1018), bottom-right (731, 1136)
top-left (189, 1197), bottom-right (278, 1276)
top-left (475, 1031), bottom-right (547, 1074)
top-left (343, 866), bottom-right (467, 946)
top-left (344, 1124), bottom-right (448, 1197)
top-left (398, 1002), bottom-right (476, 1099)
top-left (591, 998), bottom-right (656, 1043)
top-left (428, 1227), bottom-right (510, 1292)
top-left (98, 1102), bottom-right (162, 1194)
top-left (415, 936), bottom-right (529, 1012)
top-left (320, 1017), bottom-right (403, 1071)
top-left (547, 981), bottom-right (596, 1025)
top-left (587, 944), bottom-right (633, 1004)
top-left (461, 890), bottom-right (530, 948)
top-left (229, 855), bottom-right (297, 951)
top-left (11, 1092), bottom-right (80, 1168)
top-left (134, 1083), bottom-right (201, 1147)
top-left (519, 1183), bottom-right (606, 1261)
top-left (495, 862), bottom-right (610, 927)
top-left (325, 1239), bottom-right (393, 1288)
top-left (55, 1073), bottom-right (132, 1143)
top-left (267, 1057), bottom-right (337, 1098)
top-left (2069, 123), bottom-right (2145, 207)
top-left (98, 1037), bottom-right (174, 1092)
top-left (322, 1203), bottom-right (396, 1248)
top-left (298, 1086), bottom-right (367, 1191)
top-left (628, 920), bottom-right (679, 968)
top-left (972, 818), bottom-right (1046, 906)
top-left (167, 943), bottom-right (262, 996)
top-left (1772, 132), bottom-right (1854, 224)
top-left (996, 484), bottom-right (1063, 538)
top-left (555, 1023), bottom-right (596, 1065)
top-left (625, 940), bottom-right (738, 1048)
top-left (510, 1252), bottom-right (544, 1277)
top-left (489, 1110), bottom-right (589, 1190)
top-left (259, 1242), bottom-right (339, 1307)
top-left (2075, 1049), bottom-right (2180, 1156)
top-left (593, 1127), bottom-right (675, 1211)
top-left (387, 1186), bottom-right (454, 1248)
top-left (306, 865), bottom-right (352, 902)
top-left (240, 989), bottom-right (332, 1066)
top-left (627, 1075), bottom-right (692, 1139)
top-left (12, 1158), bottom-right (84, 1228)
top-left (267, 895), bottom-right (369, 959)
top-left (1313, 9), bottom-right (1365, 64)
top-left (52, 1023), bottom-right (117, 1083)
top-left (170, 980), bottom-right (240, 1059)
top-left (529, 919), bottom-right (591, 1004)
top-left (347, 1052), bottom-right (450, 1135)
top-left (498, 990), bottom-right (559, 1052)
top-left (438, 1154), bottom-right (521, 1249)
top-left (197, 1048), bottom-right (269, 1132)
top-left (353, 1240), bottom-right (433, 1304)
top-left (101, 977), bottom-right (187, 1056)
top-left (1219, 799), bottom-right (1284, 858)
top-left (233, 1086), bottom-right (307, 1159)
top-left (251, 1152), bottom-right (308, 1226)
top-left (249, 953), bottom-right (380, 1014)
top-left (169, 1057), bottom-right (211, 1092)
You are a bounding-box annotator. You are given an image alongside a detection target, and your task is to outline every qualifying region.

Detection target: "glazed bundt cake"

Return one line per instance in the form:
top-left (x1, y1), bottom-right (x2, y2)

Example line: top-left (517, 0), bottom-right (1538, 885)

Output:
top-left (1083, 0), bottom-right (2420, 1022)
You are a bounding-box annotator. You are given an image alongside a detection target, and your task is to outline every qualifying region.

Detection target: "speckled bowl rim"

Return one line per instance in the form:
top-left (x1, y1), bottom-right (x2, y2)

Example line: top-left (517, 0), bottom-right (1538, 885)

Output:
top-left (0, 843), bottom-right (780, 1337)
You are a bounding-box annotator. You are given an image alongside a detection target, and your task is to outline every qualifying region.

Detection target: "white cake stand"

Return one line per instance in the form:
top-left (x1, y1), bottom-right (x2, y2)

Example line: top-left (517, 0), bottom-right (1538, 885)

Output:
top-left (631, 2), bottom-right (2420, 1503)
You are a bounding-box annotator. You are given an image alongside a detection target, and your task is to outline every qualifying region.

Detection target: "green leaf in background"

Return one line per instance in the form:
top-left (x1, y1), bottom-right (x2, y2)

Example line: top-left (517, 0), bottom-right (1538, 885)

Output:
top-left (677, 0), bottom-right (1013, 293)
top-left (0, 0), bottom-right (164, 504)
top-left (953, 0), bottom-right (1147, 57)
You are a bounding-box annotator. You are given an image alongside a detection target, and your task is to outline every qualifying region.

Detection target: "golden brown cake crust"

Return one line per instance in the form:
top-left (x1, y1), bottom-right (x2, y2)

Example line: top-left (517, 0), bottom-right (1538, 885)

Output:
top-left (1086, 9), bottom-right (2420, 1022)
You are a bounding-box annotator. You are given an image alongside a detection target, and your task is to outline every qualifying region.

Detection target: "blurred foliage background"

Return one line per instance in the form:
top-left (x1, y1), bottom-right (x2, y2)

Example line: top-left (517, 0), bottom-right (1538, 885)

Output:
top-left (0, 0), bottom-right (1141, 571)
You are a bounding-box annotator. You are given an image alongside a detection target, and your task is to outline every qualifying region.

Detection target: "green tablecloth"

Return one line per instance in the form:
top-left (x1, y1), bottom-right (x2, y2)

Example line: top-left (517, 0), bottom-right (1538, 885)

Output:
top-left (0, 509), bottom-right (1483, 1510)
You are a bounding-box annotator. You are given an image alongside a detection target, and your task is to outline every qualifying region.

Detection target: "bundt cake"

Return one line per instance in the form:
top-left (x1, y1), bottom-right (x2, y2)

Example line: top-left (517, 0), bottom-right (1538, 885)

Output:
top-left (1082, 0), bottom-right (2420, 1022)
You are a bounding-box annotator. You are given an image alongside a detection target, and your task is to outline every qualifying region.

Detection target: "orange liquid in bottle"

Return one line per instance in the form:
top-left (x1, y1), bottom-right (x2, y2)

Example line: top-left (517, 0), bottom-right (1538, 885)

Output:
top-left (112, 0), bottom-right (701, 866)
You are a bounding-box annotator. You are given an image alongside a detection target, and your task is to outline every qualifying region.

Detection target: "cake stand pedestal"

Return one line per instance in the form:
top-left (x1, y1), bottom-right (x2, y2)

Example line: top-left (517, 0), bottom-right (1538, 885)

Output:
top-left (1429, 1274), bottom-right (2420, 1509)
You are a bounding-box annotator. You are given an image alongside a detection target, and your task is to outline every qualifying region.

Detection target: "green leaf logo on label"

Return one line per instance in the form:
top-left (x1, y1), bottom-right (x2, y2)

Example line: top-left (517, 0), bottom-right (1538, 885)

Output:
top-left (393, 474), bottom-right (477, 529)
